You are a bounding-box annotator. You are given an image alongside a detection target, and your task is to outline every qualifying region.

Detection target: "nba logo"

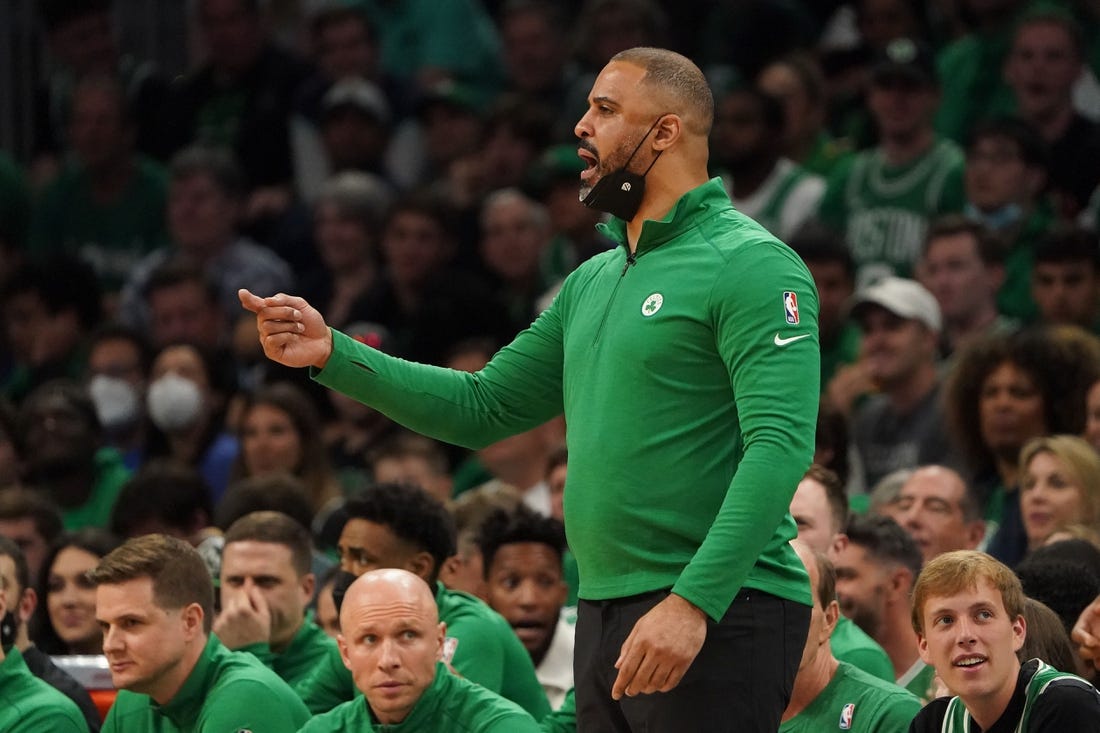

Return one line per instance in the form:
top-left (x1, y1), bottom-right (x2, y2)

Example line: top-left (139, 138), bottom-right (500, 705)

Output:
top-left (838, 703), bottom-right (855, 730)
top-left (783, 291), bottom-right (799, 324)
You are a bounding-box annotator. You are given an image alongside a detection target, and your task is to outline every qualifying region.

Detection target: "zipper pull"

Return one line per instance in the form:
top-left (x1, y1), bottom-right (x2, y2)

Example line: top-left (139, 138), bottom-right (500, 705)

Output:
top-left (620, 252), bottom-right (636, 276)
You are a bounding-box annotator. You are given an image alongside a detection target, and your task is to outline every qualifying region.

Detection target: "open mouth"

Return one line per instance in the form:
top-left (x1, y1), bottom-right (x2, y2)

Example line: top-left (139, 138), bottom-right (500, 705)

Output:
top-left (953, 655), bottom-right (987, 670)
top-left (578, 148), bottom-right (598, 182)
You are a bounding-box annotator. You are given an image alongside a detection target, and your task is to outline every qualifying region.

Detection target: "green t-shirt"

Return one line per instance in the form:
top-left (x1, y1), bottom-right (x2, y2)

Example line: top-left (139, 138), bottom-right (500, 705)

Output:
top-left (315, 178), bottom-right (819, 620)
top-left (830, 615), bottom-right (894, 683)
top-left (934, 28), bottom-right (1017, 145)
top-left (30, 157), bottom-right (168, 291)
top-left (299, 663), bottom-right (540, 732)
top-left (0, 648), bottom-right (88, 733)
top-left (817, 140), bottom-right (966, 289)
top-left (102, 635), bottom-right (310, 732)
top-left (780, 661), bottom-right (921, 733)
top-left (61, 447), bottom-right (132, 530)
top-left (234, 613), bottom-right (343, 707)
top-left (296, 582), bottom-right (550, 720)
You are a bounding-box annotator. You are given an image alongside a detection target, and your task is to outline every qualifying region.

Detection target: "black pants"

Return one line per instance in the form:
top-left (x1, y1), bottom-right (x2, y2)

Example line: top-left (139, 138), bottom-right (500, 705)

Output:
top-left (575, 588), bottom-right (810, 733)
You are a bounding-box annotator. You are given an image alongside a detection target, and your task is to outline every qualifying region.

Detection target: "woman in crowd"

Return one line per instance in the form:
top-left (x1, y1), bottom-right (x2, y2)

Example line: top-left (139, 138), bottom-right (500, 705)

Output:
top-left (1019, 435), bottom-right (1100, 551)
top-left (31, 528), bottom-right (120, 655)
top-left (230, 381), bottom-right (341, 515)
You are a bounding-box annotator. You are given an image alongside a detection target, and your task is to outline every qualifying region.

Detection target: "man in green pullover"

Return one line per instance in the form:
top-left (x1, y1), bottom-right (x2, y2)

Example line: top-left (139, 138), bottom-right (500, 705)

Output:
top-left (93, 534), bottom-right (310, 732)
top-left (301, 568), bottom-right (540, 732)
top-left (242, 45), bottom-right (820, 731)
top-left (214, 510), bottom-right (344, 710)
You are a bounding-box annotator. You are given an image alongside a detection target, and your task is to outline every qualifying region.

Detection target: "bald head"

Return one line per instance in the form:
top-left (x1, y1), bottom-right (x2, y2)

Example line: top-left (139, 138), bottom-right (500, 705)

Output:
top-left (340, 568), bottom-right (439, 630)
top-left (610, 47), bottom-right (714, 136)
top-left (337, 569), bottom-right (445, 724)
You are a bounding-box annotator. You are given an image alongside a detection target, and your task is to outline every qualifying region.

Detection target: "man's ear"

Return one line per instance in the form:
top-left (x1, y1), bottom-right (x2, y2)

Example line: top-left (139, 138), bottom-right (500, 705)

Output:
top-left (829, 533), bottom-right (849, 561)
top-left (338, 633), bottom-right (351, 670)
top-left (406, 551), bottom-right (436, 584)
top-left (182, 602), bottom-right (204, 639)
top-left (822, 599), bottom-right (840, 639)
top-left (434, 621), bottom-right (447, 661)
top-left (299, 573), bottom-right (316, 606)
top-left (18, 587), bottom-right (36, 624)
top-left (917, 632), bottom-right (932, 665)
top-left (653, 114), bottom-right (683, 151)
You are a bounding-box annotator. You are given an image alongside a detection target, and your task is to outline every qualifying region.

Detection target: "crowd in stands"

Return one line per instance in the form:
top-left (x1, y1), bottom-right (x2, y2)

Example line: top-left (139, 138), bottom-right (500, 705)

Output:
top-left (3, 0), bottom-right (1100, 730)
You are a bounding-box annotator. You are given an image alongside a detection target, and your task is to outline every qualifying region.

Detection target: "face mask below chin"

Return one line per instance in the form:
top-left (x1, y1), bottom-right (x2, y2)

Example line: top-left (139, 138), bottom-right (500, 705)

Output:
top-left (580, 115), bottom-right (665, 222)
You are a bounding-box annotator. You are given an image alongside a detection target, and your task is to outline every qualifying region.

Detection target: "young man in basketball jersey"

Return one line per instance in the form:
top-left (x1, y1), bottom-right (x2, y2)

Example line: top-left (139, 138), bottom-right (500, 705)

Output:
top-left (910, 550), bottom-right (1100, 732)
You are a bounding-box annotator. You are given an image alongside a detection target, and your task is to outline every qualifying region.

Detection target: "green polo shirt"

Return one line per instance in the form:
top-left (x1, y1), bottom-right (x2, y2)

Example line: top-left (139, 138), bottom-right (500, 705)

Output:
top-left (300, 662), bottom-right (539, 732)
top-left (296, 582), bottom-right (549, 719)
top-left (0, 648), bottom-right (88, 733)
top-left (830, 616), bottom-right (894, 683)
top-left (102, 635), bottom-right (310, 732)
top-left (780, 661), bottom-right (920, 733)
top-left (235, 613), bottom-right (344, 707)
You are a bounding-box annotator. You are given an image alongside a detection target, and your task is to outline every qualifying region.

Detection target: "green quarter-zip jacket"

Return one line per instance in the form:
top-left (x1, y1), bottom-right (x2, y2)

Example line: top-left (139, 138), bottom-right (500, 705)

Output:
top-left (315, 178), bottom-right (819, 619)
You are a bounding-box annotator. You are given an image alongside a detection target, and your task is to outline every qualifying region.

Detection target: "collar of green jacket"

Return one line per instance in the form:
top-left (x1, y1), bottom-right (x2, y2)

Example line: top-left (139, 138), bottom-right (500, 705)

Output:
top-left (596, 177), bottom-right (730, 255)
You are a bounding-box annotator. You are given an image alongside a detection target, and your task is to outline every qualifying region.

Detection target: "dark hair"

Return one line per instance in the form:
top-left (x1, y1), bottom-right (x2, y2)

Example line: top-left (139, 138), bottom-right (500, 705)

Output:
top-left (230, 382), bottom-right (337, 512)
top-left (924, 215), bottom-right (1006, 267)
top-left (1017, 539), bottom-right (1100, 637)
top-left (721, 84), bottom-right (786, 134)
top-left (1013, 5), bottom-right (1085, 59)
top-left (476, 505), bottom-right (566, 579)
top-left (18, 379), bottom-right (101, 439)
top-left (0, 535), bottom-right (30, 597)
top-left (89, 534), bottom-right (214, 633)
top-left (168, 146), bottom-right (245, 201)
top-left (844, 514), bottom-right (923, 582)
top-left (343, 483), bottom-right (457, 581)
top-left (142, 258), bottom-right (220, 306)
top-left (815, 400), bottom-right (851, 486)
top-left (967, 116), bottom-right (1048, 171)
top-left (946, 326), bottom-right (1100, 478)
top-left (309, 3), bottom-right (376, 44)
top-left (216, 474), bottom-right (316, 532)
top-left (32, 528), bottom-right (121, 653)
top-left (224, 511), bottom-right (313, 577)
top-left (803, 464), bottom-right (848, 534)
top-left (611, 46), bottom-right (713, 136)
top-left (109, 461), bottom-right (213, 539)
top-left (1033, 226), bottom-right (1100, 271)
top-left (87, 322), bottom-right (153, 377)
top-left (0, 488), bottom-right (63, 548)
top-left (369, 431), bottom-right (450, 477)
top-left (3, 256), bottom-right (103, 331)
top-left (761, 52), bottom-right (825, 108)
top-left (1018, 596), bottom-right (1077, 672)
top-left (383, 190), bottom-right (457, 242)
top-left (790, 223), bottom-right (856, 282)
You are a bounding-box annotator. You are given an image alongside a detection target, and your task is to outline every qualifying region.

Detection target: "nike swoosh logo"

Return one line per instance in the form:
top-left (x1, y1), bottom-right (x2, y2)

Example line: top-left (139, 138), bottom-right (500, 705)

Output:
top-left (774, 333), bottom-right (812, 346)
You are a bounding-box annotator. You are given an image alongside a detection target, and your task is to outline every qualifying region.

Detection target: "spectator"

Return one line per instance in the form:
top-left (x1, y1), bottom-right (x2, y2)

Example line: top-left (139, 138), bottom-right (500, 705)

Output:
top-left (0, 401), bottom-right (19, 492)
top-left (789, 465), bottom-right (895, 683)
top-left (712, 85), bottom-right (825, 242)
top-left (299, 483), bottom-right (550, 718)
top-left (31, 0), bottom-right (167, 187)
top-left (835, 514), bottom-right (932, 700)
top-left (119, 146), bottom-right (293, 334)
top-left (757, 52), bottom-right (852, 178)
top-left (299, 569), bottom-right (540, 732)
top-left (961, 117), bottom-right (1051, 324)
top-left (889, 465), bottom-right (986, 563)
top-left (141, 260), bottom-right (228, 351)
top-left (790, 226), bottom-right (860, 389)
top-left (910, 550), bottom-right (1100, 732)
top-left (1020, 596), bottom-right (1079, 677)
top-left (316, 79), bottom-right (393, 184)
top-left (215, 511), bottom-right (341, 712)
top-left (31, 528), bottom-right (119, 655)
top-left (1030, 227), bottom-right (1100, 331)
top-left (17, 380), bottom-right (130, 530)
top-left (817, 38), bottom-right (966, 288)
top-left (230, 382), bottom-right (341, 515)
top-left (440, 482), bottom-right (523, 601)
top-left (0, 555), bottom-right (89, 731)
top-left (142, 342), bottom-right (238, 504)
top-left (29, 74), bottom-right (168, 295)
top-left (478, 506), bottom-right (574, 709)
top-left (843, 277), bottom-right (956, 488)
top-left (313, 564), bottom-right (341, 641)
top-left (92, 534), bottom-right (310, 730)
top-left (369, 431), bottom-right (454, 505)
top-left (0, 488), bottom-right (63, 586)
top-left (157, 0), bottom-right (311, 222)
top-left (780, 541), bottom-right (921, 732)
top-left (918, 216), bottom-right (1017, 359)
top-left (2, 257), bottom-right (103, 405)
top-left (108, 461), bottom-right (213, 543)
top-left (1005, 7), bottom-right (1100, 219)
top-left (945, 326), bottom-right (1100, 566)
top-left (84, 324), bottom-right (152, 471)
top-left (0, 536), bottom-right (100, 731)
top-left (1018, 436), bottom-right (1100, 552)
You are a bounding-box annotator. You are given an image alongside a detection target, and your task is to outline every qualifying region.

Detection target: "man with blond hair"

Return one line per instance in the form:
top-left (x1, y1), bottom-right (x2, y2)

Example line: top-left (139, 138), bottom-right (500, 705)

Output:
top-left (911, 550), bottom-right (1100, 731)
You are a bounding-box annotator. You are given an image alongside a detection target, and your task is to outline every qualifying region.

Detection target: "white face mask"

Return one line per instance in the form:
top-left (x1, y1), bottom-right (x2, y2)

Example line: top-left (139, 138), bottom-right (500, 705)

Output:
top-left (146, 373), bottom-right (203, 433)
top-left (88, 375), bottom-right (142, 432)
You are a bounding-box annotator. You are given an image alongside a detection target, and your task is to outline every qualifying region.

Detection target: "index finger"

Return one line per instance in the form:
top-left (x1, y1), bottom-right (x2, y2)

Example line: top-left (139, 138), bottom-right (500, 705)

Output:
top-left (611, 639), bottom-right (643, 700)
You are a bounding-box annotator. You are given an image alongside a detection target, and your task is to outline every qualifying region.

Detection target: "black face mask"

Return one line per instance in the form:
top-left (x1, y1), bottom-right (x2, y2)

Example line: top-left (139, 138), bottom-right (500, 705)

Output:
top-left (331, 570), bottom-right (359, 616)
top-left (581, 116), bottom-right (665, 221)
top-left (0, 610), bottom-right (15, 651)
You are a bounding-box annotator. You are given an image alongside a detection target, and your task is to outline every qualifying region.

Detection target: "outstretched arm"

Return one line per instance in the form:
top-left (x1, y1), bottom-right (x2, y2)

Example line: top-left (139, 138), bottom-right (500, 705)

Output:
top-left (1072, 594), bottom-right (1100, 670)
